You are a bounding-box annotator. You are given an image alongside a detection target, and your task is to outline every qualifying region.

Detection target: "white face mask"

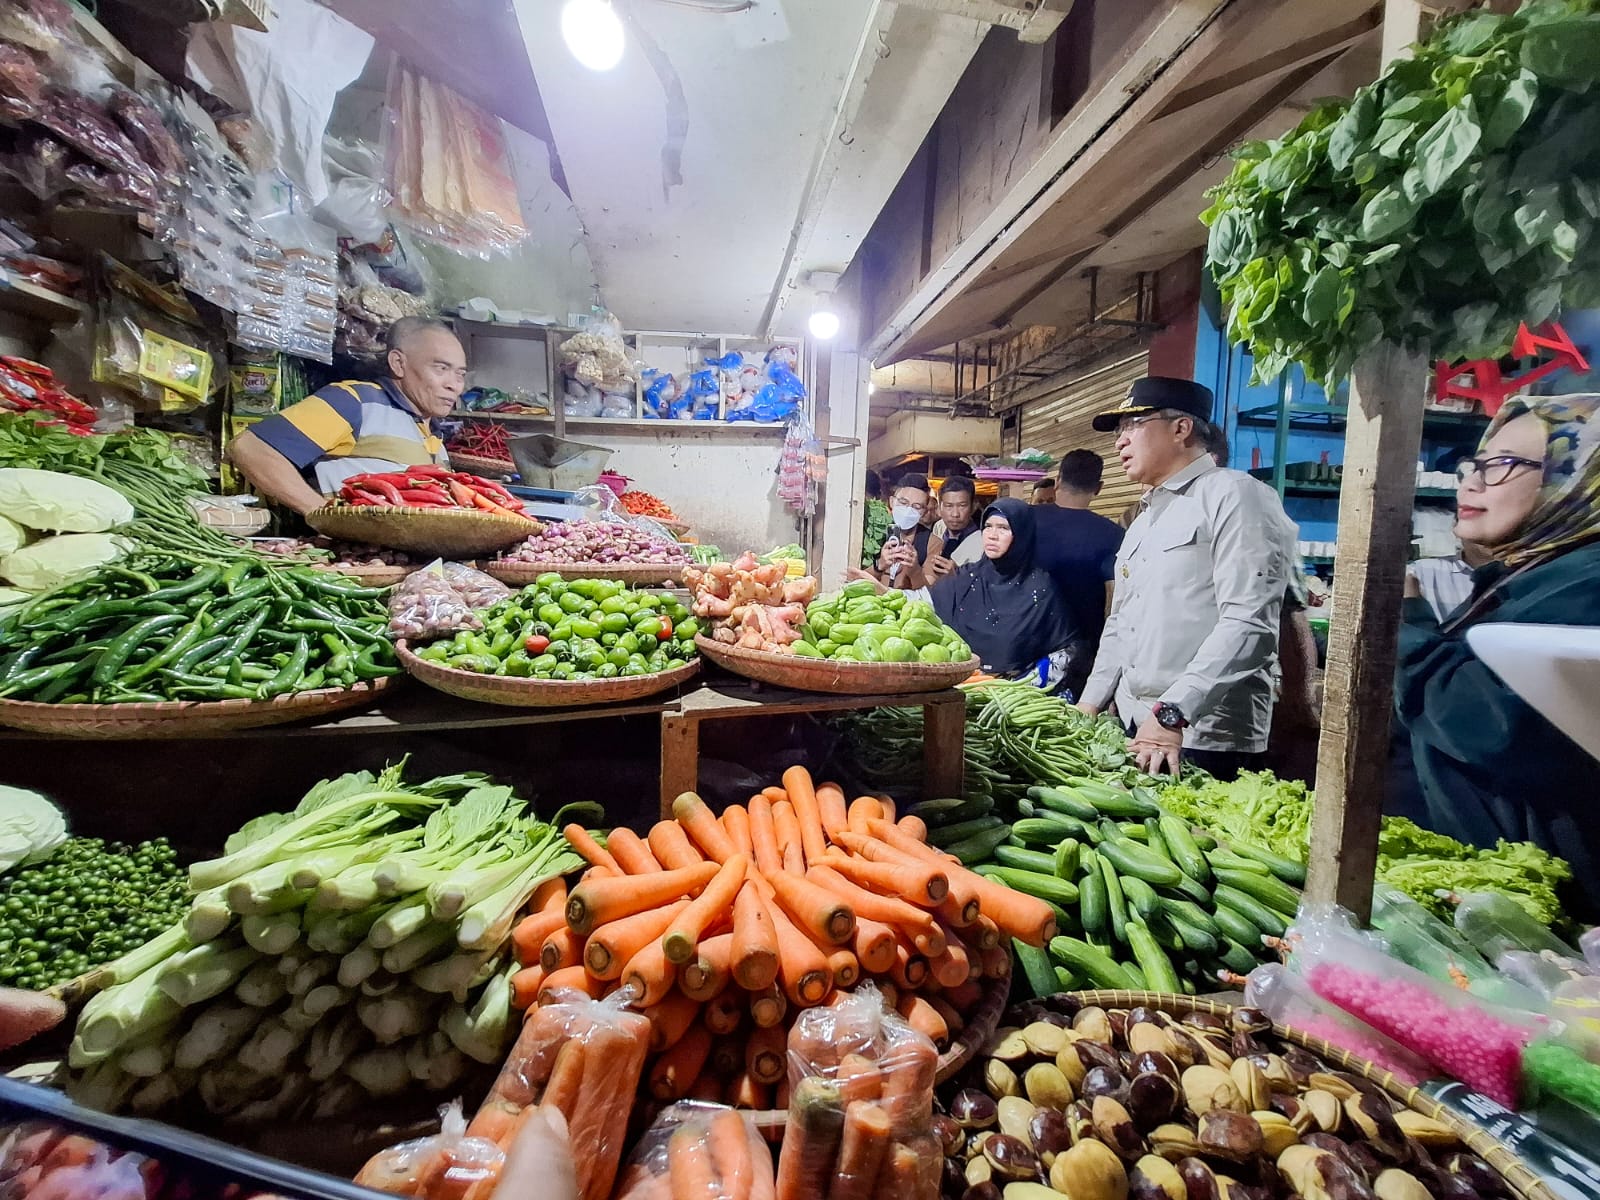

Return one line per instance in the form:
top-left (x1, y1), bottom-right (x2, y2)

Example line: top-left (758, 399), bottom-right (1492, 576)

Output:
top-left (892, 504), bottom-right (922, 531)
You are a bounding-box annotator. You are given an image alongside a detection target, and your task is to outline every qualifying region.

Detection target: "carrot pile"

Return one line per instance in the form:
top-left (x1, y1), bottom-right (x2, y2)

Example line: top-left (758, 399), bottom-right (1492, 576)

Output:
top-left (507, 765), bottom-right (1057, 1114)
top-left (614, 1103), bottom-right (775, 1200)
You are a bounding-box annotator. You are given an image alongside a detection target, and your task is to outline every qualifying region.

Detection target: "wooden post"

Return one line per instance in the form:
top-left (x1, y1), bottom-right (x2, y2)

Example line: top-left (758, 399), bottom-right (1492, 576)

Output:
top-left (659, 712), bottom-right (699, 819)
top-left (922, 692), bottom-right (967, 801)
top-left (1307, 343), bottom-right (1429, 920)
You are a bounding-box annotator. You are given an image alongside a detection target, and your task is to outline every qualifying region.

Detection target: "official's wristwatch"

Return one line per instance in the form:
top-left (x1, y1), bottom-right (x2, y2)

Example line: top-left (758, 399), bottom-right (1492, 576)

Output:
top-left (1153, 702), bottom-right (1188, 731)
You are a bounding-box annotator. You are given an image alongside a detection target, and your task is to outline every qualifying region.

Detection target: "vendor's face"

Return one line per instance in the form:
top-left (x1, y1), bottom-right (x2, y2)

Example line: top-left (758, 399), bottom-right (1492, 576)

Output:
top-left (389, 329), bottom-right (468, 419)
top-left (982, 514), bottom-right (1013, 559)
top-left (1455, 413), bottom-right (1547, 547)
top-left (941, 489), bottom-right (976, 531)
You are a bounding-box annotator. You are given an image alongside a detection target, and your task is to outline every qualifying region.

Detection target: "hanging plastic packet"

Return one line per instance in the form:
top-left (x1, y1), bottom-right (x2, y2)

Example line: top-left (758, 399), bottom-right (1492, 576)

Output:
top-left (1244, 962), bottom-right (1434, 1085)
top-left (387, 560), bottom-right (484, 640)
top-left (1454, 891), bottom-right (1585, 965)
top-left (1369, 884), bottom-right (1540, 1010)
top-left (613, 1102), bottom-right (774, 1200)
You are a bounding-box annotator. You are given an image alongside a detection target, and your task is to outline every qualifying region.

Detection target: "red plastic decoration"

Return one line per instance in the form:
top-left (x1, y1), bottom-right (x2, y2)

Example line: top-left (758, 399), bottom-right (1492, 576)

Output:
top-left (1433, 321), bottom-right (1590, 418)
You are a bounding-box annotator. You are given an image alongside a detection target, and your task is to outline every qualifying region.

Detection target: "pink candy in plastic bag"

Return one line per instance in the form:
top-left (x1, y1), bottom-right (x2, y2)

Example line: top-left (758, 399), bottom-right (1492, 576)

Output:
top-left (776, 986), bottom-right (940, 1200)
top-left (613, 1102), bottom-right (774, 1200)
top-left (1245, 963), bottom-right (1434, 1085)
top-left (355, 1100), bottom-right (505, 1200)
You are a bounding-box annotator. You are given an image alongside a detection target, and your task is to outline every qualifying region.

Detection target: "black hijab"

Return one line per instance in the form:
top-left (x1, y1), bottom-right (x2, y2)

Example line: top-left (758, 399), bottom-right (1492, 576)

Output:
top-left (932, 498), bottom-right (1080, 674)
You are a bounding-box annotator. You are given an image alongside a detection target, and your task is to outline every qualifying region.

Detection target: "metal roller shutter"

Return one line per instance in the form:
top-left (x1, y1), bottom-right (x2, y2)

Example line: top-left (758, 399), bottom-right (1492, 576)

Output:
top-left (1019, 352), bottom-right (1150, 521)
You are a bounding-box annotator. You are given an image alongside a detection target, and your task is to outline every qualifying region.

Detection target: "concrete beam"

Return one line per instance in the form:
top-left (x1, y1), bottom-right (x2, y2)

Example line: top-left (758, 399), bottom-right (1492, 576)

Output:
top-left (891, 0), bottom-right (1076, 41)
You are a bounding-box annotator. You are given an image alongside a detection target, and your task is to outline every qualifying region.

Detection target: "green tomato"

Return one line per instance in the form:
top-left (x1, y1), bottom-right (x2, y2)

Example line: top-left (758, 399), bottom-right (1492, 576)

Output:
top-left (545, 580), bottom-right (569, 598)
top-left (550, 620), bottom-right (574, 643)
top-left (622, 663), bottom-right (648, 677)
top-left (667, 602), bottom-right (689, 623)
top-left (551, 662), bottom-right (575, 679)
top-left (537, 603), bottom-right (566, 626)
top-left (675, 617), bottom-right (699, 641)
top-left (558, 591), bottom-right (587, 614)
top-left (618, 632), bottom-right (641, 655)
top-left (531, 653), bottom-right (560, 673)
top-left (570, 618), bottom-right (602, 640)
top-left (666, 658), bottom-right (687, 671)
top-left (601, 612), bottom-right (631, 634)
top-left (597, 662), bottom-right (620, 679)
top-left (599, 596), bottom-right (629, 615)
top-left (535, 573), bottom-right (564, 589)
top-left (607, 647), bottom-right (630, 668)
top-left (634, 617), bottom-right (664, 640)
top-left (601, 632), bottom-right (620, 648)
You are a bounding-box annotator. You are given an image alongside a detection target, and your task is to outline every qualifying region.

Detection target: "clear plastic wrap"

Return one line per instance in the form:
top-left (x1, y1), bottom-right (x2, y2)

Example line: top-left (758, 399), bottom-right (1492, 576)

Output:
top-left (354, 1100), bottom-right (505, 1199)
top-left (0, 0), bottom-right (72, 56)
top-left (1244, 962), bottom-right (1435, 1085)
top-left (1287, 908), bottom-right (1541, 1106)
top-left (34, 87), bottom-right (155, 184)
top-left (1369, 884), bottom-right (1540, 1010)
top-left (473, 991), bottom-right (651, 1200)
top-left (0, 42), bottom-right (43, 122)
top-left (776, 986), bottom-right (939, 1200)
top-left (105, 85), bottom-right (186, 186)
top-left (438, 562), bottom-right (512, 609)
top-left (387, 561), bottom-right (486, 641)
top-left (613, 1102), bottom-right (773, 1200)
top-left (1454, 891), bottom-right (1583, 963)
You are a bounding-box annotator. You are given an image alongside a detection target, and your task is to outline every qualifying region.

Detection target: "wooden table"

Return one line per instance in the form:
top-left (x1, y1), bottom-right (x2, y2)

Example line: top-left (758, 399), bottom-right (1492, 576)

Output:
top-left (658, 681), bottom-right (966, 818)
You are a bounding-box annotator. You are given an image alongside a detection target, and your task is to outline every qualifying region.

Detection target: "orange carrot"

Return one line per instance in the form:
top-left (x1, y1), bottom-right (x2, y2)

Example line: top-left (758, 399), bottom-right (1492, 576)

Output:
top-left (668, 1124), bottom-right (718, 1200)
top-left (540, 927), bottom-right (583, 973)
top-left (749, 983), bottom-right (787, 1029)
top-left (544, 1037), bottom-right (588, 1116)
top-left (704, 986), bottom-right (744, 1035)
top-left (726, 1071), bottom-right (772, 1111)
top-left (870, 1141), bottom-right (920, 1200)
top-left (580, 863), bottom-right (621, 882)
top-left (828, 948), bottom-right (860, 989)
top-left (895, 814), bottom-right (927, 842)
top-left (771, 801), bottom-right (805, 874)
top-left (980, 945), bottom-right (1013, 979)
top-left (510, 964), bottom-right (546, 1009)
top-left (607, 828), bottom-right (661, 874)
top-left (879, 1035), bottom-right (938, 1138)
top-left (711, 1033), bottom-right (746, 1079)
top-left (851, 916), bottom-right (897, 975)
top-left (815, 781), bottom-right (848, 841)
top-left (723, 804), bottom-right (754, 857)
top-left (662, 852), bottom-right (747, 964)
top-left (943, 979), bottom-right (982, 1011)
top-left (764, 868), bottom-right (856, 946)
top-left (775, 1077), bottom-right (845, 1200)
top-left (761, 786), bottom-right (788, 804)
top-left (830, 831), bottom-right (950, 899)
top-left (889, 937), bottom-right (926, 990)
top-left (621, 936), bottom-right (679, 1006)
top-left (530, 877), bottom-right (567, 916)
top-left (511, 908), bottom-right (569, 967)
top-left (538, 964), bottom-right (603, 1003)
top-left (682, 931), bottom-right (735, 1001)
top-left (896, 992), bottom-right (949, 1047)
top-left (463, 1098), bottom-right (520, 1144)
top-left (846, 796), bottom-right (884, 835)
top-left (747, 796), bottom-right (783, 876)
top-left (836, 1054), bottom-right (883, 1104)
top-left (968, 914), bottom-right (1001, 950)
top-left (805, 864), bottom-right (940, 945)
top-left (585, 899), bottom-right (690, 979)
top-left (648, 820), bottom-right (704, 871)
top-left (566, 862), bottom-right (718, 936)
top-left (709, 1109), bottom-right (755, 1200)
top-left (645, 989), bottom-right (701, 1051)
top-left (747, 1022), bottom-right (787, 1085)
top-left (831, 1102), bottom-right (891, 1200)
top-left (930, 930), bottom-right (972, 989)
top-left (781, 766), bottom-right (829, 865)
top-left (934, 889), bottom-right (981, 929)
top-left (674, 792), bottom-right (739, 864)
top-left (732, 877), bottom-right (780, 990)
top-left (774, 1080), bottom-right (791, 1113)
top-left (649, 1023), bottom-right (714, 1101)
top-left (927, 995), bottom-right (965, 1036)
top-left (755, 876), bottom-right (832, 1006)
top-left (817, 850), bottom-right (948, 906)
top-left (564, 825), bottom-right (620, 874)
top-left (747, 1119), bottom-right (775, 1200)
top-left (689, 1073), bottom-right (727, 1104)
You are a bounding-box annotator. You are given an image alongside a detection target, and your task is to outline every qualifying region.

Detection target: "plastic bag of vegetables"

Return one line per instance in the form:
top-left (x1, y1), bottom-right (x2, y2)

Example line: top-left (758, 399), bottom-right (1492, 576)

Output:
top-left (0, 468), bottom-right (134, 532)
top-left (1, 532), bottom-right (131, 591)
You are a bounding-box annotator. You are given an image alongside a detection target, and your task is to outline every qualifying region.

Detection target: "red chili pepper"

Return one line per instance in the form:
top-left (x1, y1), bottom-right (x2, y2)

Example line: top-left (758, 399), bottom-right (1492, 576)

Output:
top-left (368, 478), bottom-right (405, 505)
top-left (342, 493), bottom-right (380, 506)
top-left (408, 465), bottom-right (450, 478)
top-left (446, 479), bottom-right (479, 509)
top-left (525, 634), bottom-right (550, 654)
top-left (657, 617), bottom-right (673, 641)
top-left (398, 488), bottom-right (452, 505)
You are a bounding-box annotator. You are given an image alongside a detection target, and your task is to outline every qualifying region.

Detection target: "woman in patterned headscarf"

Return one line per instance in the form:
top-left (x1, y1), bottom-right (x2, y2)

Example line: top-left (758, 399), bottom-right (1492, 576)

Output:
top-left (1393, 393), bottom-right (1600, 916)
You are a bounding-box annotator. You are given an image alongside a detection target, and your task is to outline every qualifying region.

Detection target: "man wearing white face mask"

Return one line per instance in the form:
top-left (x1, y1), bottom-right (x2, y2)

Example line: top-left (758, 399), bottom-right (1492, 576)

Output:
top-left (873, 474), bottom-right (932, 589)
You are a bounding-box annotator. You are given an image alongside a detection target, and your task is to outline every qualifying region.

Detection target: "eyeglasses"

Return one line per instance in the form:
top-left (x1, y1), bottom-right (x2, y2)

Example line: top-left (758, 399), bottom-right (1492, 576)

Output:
top-left (1116, 412), bottom-right (1177, 436)
top-left (1454, 454), bottom-right (1543, 486)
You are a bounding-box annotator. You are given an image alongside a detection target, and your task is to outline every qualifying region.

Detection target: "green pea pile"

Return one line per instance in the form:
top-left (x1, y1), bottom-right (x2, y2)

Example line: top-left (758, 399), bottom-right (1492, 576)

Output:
top-left (0, 837), bottom-right (187, 989)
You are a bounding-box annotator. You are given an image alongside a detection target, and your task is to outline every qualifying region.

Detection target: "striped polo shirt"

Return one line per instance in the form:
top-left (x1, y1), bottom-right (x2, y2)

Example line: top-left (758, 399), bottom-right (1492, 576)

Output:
top-left (250, 377), bottom-right (449, 494)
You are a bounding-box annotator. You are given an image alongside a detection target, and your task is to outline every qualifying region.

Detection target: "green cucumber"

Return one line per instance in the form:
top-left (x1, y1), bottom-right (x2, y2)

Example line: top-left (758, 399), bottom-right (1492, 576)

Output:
top-left (1099, 854), bottom-right (1128, 945)
top-left (905, 797), bottom-right (966, 820)
top-left (1227, 840), bottom-right (1308, 885)
top-left (1213, 867), bottom-right (1302, 918)
top-left (1054, 965), bottom-right (1081, 991)
top-left (994, 845), bottom-right (1059, 875)
top-left (1126, 919), bottom-right (1181, 993)
top-left (1117, 822), bottom-right (1149, 841)
top-left (1053, 838), bottom-right (1081, 881)
top-left (1123, 962), bottom-right (1148, 989)
top-left (1016, 798), bottom-right (1037, 818)
top-left (974, 865), bottom-right (1080, 908)
top-left (1014, 938), bottom-right (1058, 999)
top-left (1144, 818), bottom-right (1172, 863)
top-left (1158, 815), bottom-right (1212, 885)
top-left (1078, 852), bottom-right (1108, 937)
top-left (1213, 886), bottom-right (1289, 937)
top-left (1216, 938), bottom-right (1259, 975)
top-left (1166, 872), bottom-right (1214, 907)
top-left (1148, 912), bottom-right (1187, 953)
top-left (1192, 831), bottom-right (1218, 850)
top-left (1028, 785), bottom-right (1099, 821)
top-left (1159, 897), bottom-right (1220, 938)
top-left (1206, 849), bottom-right (1272, 875)
top-left (944, 824), bottom-right (1015, 866)
top-left (927, 815), bottom-right (1005, 847)
top-left (1011, 817), bottom-right (1082, 847)
top-left (1048, 936), bottom-right (1135, 989)
top-left (1097, 838), bottom-right (1184, 887)
top-left (1210, 903), bottom-right (1263, 949)
top-left (1065, 778), bottom-right (1160, 819)
top-left (1120, 875), bottom-right (1162, 921)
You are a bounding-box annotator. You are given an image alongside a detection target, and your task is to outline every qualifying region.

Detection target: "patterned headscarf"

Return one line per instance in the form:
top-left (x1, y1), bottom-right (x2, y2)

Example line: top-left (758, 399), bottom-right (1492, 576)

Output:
top-left (1483, 393), bottom-right (1600, 567)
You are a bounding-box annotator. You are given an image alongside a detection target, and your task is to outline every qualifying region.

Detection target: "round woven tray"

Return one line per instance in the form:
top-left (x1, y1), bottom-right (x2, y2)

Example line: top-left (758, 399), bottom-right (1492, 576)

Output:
top-left (307, 505), bottom-right (538, 557)
top-left (974, 991), bottom-right (1553, 1200)
top-left (396, 641), bottom-right (700, 707)
top-left (0, 675), bottom-right (400, 739)
top-left (448, 452), bottom-right (516, 478)
top-left (482, 560), bottom-right (688, 587)
top-left (312, 562), bottom-right (420, 587)
top-left (695, 635), bottom-right (980, 695)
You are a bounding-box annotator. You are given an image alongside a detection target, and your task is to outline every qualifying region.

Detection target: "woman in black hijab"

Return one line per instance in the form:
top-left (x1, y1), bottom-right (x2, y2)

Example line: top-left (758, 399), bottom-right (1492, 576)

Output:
top-left (932, 498), bottom-right (1080, 690)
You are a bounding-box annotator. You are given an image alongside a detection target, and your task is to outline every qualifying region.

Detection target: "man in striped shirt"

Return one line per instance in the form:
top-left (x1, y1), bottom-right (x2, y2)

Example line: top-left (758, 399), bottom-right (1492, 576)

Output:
top-left (227, 317), bottom-right (465, 514)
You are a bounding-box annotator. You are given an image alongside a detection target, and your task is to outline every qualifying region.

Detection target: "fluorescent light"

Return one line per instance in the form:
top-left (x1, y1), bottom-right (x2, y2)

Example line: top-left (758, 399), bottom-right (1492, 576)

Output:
top-left (562, 0), bottom-right (625, 71)
top-left (808, 309), bottom-right (841, 341)
top-left (867, 382), bottom-right (876, 395)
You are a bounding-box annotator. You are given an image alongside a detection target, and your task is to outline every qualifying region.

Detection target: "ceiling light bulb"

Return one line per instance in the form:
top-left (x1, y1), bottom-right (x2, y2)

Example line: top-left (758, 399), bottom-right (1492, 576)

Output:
top-left (867, 382), bottom-right (876, 395)
top-left (808, 309), bottom-right (841, 341)
top-left (562, 0), bottom-right (625, 71)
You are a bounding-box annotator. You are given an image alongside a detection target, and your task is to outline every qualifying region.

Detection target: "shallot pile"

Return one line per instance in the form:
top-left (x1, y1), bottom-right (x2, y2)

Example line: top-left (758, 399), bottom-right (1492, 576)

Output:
top-left (497, 519), bottom-right (690, 565)
top-left (685, 551), bottom-right (818, 652)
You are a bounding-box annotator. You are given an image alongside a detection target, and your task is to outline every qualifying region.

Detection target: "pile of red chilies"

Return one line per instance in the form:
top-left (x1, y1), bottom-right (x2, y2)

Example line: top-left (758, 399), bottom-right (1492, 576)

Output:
top-left (339, 466), bottom-right (533, 519)
top-left (447, 421), bottom-right (512, 460)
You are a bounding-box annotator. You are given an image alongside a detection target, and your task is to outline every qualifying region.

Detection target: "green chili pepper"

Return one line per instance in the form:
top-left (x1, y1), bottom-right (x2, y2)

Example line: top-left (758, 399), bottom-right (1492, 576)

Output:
top-left (0, 660), bottom-right (81, 697)
top-left (124, 604), bottom-right (212, 684)
top-left (201, 608), bottom-right (271, 674)
top-left (221, 560), bottom-right (256, 592)
top-left (352, 643), bottom-right (401, 679)
top-left (145, 565), bottom-right (223, 604)
top-left (259, 635), bottom-right (310, 699)
top-left (105, 566), bottom-right (162, 593)
top-left (92, 614), bottom-right (186, 687)
top-left (174, 634), bottom-right (232, 674)
top-left (301, 667), bottom-right (327, 690)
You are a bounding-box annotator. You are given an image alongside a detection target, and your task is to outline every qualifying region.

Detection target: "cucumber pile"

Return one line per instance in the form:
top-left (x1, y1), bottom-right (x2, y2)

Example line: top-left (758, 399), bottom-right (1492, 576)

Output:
top-left (986, 783), bottom-right (1305, 997)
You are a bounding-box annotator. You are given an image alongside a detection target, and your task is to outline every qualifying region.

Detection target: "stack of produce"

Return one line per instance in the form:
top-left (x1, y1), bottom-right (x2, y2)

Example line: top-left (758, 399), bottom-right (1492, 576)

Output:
top-left (64, 764), bottom-right (593, 1120)
top-left (0, 555), bottom-right (397, 704)
top-left (795, 582), bottom-right (971, 664)
top-left (336, 468), bottom-right (535, 520)
top-left (508, 767), bottom-right (1051, 1113)
top-left (940, 995), bottom-right (1502, 1200)
top-left (445, 421), bottom-right (513, 465)
top-left (0, 467), bottom-right (134, 599)
top-left (685, 553), bottom-right (818, 652)
top-left (618, 491), bottom-right (678, 523)
top-left (255, 537), bottom-right (418, 570)
top-left (495, 520), bottom-right (690, 566)
top-left (409, 577), bottom-right (698, 680)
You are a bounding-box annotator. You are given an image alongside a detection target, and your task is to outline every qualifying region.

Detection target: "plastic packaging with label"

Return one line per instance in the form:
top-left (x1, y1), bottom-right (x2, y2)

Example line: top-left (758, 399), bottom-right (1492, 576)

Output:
top-left (613, 1102), bottom-right (774, 1200)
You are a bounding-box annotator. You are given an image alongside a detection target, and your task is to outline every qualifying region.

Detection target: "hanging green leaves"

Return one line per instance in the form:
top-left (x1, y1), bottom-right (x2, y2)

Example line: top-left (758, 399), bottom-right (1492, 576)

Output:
top-left (1202, 0), bottom-right (1600, 387)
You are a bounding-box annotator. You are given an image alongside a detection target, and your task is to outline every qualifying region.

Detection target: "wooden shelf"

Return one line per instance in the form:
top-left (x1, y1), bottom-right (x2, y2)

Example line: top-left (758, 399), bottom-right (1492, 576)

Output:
top-left (0, 271), bottom-right (88, 324)
top-left (450, 412), bottom-right (789, 433)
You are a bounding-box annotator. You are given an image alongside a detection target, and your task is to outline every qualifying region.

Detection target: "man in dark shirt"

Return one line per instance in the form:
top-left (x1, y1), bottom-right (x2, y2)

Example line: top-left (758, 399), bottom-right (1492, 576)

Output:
top-left (1034, 449), bottom-right (1125, 699)
top-left (926, 475), bottom-right (982, 582)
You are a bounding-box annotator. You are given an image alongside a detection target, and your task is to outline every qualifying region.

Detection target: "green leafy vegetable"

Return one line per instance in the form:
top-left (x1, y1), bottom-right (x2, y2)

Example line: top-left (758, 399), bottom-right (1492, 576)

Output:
top-left (861, 498), bottom-right (891, 569)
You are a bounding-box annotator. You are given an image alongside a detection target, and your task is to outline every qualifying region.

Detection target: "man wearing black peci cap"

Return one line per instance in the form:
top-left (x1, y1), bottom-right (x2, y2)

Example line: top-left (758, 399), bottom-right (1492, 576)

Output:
top-left (1076, 377), bottom-right (1290, 780)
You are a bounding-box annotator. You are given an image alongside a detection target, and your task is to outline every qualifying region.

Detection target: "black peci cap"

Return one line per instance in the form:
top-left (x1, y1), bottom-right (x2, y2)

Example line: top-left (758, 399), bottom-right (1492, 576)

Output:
top-left (1091, 376), bottom-right (1216, 432)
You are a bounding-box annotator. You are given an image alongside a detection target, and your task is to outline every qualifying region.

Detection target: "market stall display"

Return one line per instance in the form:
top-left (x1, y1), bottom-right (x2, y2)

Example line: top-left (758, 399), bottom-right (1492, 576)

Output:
top-left (488, 519), bottom-right (691, 586)
top-left (255, 537), bottom-right (422, 586)
top-left (618, 491), bottom-right (679, 523)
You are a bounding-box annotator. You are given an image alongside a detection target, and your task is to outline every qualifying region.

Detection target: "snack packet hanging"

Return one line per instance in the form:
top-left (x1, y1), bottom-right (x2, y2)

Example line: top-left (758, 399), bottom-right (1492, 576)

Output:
top-left (613, 1101), bottom-right (774, 1200)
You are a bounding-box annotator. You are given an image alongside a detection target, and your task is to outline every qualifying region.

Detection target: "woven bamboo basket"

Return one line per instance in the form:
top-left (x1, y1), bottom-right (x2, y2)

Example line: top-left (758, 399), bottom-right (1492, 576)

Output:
top-left (306, 505), bottom-right (539, 557)
top-left (695, 634), bottom-right (980, 695)
top-left (396, 641), bottom-right (699, 707)
top-left (447, 452), bottom-right (516, 478)
top-left (961, 991), bottom-right (1554, 1200)
top-left (313, 562), bottom-right (420, 587)
top-left (0, 675), bottom-right (400, 739)
top-left (482, 560), bottom-right (688, 587)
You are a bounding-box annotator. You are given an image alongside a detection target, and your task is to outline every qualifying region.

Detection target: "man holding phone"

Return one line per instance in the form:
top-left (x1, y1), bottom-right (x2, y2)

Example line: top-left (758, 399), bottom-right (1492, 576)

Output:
top-left (873, 474), bottom-right (933, 589)
top-left (925, 476), bottom-right (983, 583)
